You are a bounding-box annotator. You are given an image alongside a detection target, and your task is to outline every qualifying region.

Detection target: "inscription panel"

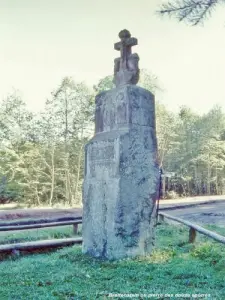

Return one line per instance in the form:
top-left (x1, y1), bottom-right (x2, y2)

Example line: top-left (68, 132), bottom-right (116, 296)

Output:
top-left (90, 145), bottom-right (115, 161)
top-left (87, 142), bottom-right (118, 178)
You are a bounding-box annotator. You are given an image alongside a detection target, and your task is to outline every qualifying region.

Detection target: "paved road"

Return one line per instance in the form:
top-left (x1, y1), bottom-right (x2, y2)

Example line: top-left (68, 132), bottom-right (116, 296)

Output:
top-left (162, 201), bottom-right (225, 226)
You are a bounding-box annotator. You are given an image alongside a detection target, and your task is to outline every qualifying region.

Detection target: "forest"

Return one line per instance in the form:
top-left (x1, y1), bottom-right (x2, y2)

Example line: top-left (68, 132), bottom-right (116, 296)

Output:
top-left (0, 70), bottom-right (225, 206)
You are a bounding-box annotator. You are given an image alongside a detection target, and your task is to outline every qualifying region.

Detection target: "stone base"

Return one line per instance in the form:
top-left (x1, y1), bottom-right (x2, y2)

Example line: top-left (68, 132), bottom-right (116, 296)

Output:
top-left (82, 85), bottom-right (159, 260)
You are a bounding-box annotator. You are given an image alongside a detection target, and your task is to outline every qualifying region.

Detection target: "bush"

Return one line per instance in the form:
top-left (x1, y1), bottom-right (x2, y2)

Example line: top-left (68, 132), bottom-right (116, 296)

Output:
top-left (165, 190), bottom-right (179, 199)
top-left (0, 176), bottom-right (21, 204)
top-left (191, 243), bottom-right (222, 264)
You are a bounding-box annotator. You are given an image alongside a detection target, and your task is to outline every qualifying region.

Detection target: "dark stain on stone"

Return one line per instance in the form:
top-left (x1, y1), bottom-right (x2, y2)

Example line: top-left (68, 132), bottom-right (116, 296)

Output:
top-left (138, 177), bottom-right (146, 185)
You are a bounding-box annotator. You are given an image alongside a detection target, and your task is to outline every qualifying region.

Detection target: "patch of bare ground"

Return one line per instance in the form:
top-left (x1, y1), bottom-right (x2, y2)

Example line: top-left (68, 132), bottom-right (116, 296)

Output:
top-left (0, 208), bottom-right (82, 222)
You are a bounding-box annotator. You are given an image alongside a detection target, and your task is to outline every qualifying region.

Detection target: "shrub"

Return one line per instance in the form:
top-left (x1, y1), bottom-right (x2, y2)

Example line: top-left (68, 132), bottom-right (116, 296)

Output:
top-left (191, 243), bottom-right (222, 264)
top-left (165, 190), bottom-right (179, 199)
top-left (0, 176), bottom-right (21, 204)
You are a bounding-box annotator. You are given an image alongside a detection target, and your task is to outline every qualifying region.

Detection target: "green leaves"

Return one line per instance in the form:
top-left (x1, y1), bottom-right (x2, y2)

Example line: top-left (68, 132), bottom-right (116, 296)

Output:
top-left (0, 73), bottom-right (225, 205)
top-left (164, 105), bottom-right (225, 196)
top-left (0, 78), bottom-right (95, 206)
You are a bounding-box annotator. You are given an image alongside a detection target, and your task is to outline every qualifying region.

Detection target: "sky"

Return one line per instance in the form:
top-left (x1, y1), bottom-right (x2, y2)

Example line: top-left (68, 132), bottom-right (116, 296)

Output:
top-left (1, 0), bottom-right (225, 114)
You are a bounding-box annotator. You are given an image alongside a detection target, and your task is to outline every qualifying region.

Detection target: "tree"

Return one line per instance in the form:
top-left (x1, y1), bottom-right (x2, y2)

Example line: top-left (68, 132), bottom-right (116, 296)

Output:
top-left (163, 105), bottom-right (225, 197)
top-left (39, 77), bottom-right (94, 206)
top-left (1, 73), bottom-right (225, 206)
top-left (139, 69), bottom-right (163, 93)
top-left (0, 92), bottom-right (36, 203)
top-left (156, 103), bottom-right (178, 168)
top-left (193, 106), bottom-right (225, 194)
top-left (0, 91), bottom-right (34, 144)
top-left (0, 79), bottom-right (94, 207)
top-left (93, 69), bottom-right (163, 95)
top-left (93, 75), bottom-right (114, 94)
top-left (159, 0), bottom-right (222, 25)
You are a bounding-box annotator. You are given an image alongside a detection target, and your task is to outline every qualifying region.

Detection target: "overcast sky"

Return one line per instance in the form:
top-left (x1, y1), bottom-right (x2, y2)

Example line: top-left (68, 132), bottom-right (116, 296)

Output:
top-left (1, 0), bottom-right (225, 114)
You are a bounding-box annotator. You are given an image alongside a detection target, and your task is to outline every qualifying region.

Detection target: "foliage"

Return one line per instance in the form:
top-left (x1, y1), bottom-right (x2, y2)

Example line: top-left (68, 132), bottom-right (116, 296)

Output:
top-left (191, 242), bottom-right (223, 263)
top-left (0, 224), bottom-right (225, 298)
top-left (0, 176), bottom-right (20, 203)
top-left (159, 0), bottom-right (223, 25)
top-left (0, 72), bottom-right (225, 206)
top-left (0, 79), bottom-right (94, 206)
top-left (139, 69), bottom-right (164, 93)
top-left (93, 75), bottom-right (114, 94)
top-left (164, 105), bottom-right (225, 197)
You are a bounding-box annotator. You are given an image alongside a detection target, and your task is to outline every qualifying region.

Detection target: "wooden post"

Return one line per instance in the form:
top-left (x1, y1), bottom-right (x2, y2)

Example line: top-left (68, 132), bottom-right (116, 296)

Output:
top-left (162, 175), bottom-right (166, 198)
top-left (73, 224), bottom-right (78, 235)
top-left (160, 212), bottom-right (225, 245)
top-left (189, 227), bottom-right (196, 243)
top-left (158, 214), bottom-right (164, 223)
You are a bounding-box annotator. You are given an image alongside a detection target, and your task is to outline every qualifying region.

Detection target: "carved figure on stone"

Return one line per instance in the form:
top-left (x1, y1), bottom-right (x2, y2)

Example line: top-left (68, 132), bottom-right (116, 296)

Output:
top-left (113, 29), bottom-right (140, 87)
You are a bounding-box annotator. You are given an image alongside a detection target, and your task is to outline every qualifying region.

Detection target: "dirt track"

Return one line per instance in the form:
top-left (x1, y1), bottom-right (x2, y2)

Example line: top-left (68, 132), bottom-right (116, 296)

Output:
top-left (0, 200), bottom-right (225, 227)
top-left (0, 208), bottom-right (82, 221)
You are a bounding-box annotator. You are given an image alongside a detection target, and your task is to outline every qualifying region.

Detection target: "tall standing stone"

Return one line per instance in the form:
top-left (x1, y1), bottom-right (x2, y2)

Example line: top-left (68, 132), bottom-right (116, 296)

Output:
top-left (82, 29), bottom-right (160, 260)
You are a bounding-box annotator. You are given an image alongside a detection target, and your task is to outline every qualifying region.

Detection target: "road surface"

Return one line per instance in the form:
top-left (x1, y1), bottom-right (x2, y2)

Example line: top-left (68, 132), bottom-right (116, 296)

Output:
top-left (0, 197), bottom-right (225, 226)
top-left (161, 201), bottom-right (225, 226)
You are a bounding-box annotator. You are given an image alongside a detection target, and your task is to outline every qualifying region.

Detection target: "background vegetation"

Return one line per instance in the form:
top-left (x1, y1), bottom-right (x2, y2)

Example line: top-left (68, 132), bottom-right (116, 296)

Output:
top-left (0, 70), bottom-right (225, 206)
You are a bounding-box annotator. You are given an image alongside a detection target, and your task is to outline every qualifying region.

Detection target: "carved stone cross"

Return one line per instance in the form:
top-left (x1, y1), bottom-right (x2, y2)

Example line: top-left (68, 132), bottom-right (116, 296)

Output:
top-left (114, 29), bottom-right (137, 70)
top-left (113, 29), bottom-right (140, 87)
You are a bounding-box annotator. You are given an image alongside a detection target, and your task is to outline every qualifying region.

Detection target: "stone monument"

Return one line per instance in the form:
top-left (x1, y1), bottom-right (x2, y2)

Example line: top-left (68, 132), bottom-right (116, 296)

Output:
top-left (82, 29), bottom-right (160, 260)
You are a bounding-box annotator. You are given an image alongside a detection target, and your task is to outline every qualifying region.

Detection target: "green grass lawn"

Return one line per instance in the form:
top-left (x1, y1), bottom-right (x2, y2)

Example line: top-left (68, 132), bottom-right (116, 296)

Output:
top-left (0, 224), bottom-right (225, 299)
top-left (0, 225), bottom-right (81, 246)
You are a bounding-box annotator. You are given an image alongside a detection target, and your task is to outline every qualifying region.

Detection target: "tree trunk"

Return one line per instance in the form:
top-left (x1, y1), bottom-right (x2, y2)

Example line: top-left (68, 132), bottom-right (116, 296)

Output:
top-left (207, 155), bottom-right (211, 195)
top-left (215, 168), bottom-right (218, 195)
top-left (63, 90), bottom-right (73, 206)
top-left (34, 185), bottom-right (40, 206)
top-left (49, 146), bottom-right (55, 206)
top-left (73, 126), bottom-right (84, 204)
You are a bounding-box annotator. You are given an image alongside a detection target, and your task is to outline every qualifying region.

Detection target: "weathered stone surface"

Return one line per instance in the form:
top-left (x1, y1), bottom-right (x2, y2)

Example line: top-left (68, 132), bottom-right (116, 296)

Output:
top-left (82, 85), bottom-right (159, 260)
top-left (95, 85), bottom-right (156, 134)
top-left (113, 29), bottom-right (140, 87)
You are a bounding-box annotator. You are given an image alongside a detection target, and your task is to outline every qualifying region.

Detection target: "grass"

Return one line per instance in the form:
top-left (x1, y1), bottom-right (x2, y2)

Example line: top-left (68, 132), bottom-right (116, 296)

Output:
top-left (204, 224), bottom-right (225, 235)
top-left (0, 225), bottom-right (81, 246)
top-left (0, 224), bottom-right (225, 299)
